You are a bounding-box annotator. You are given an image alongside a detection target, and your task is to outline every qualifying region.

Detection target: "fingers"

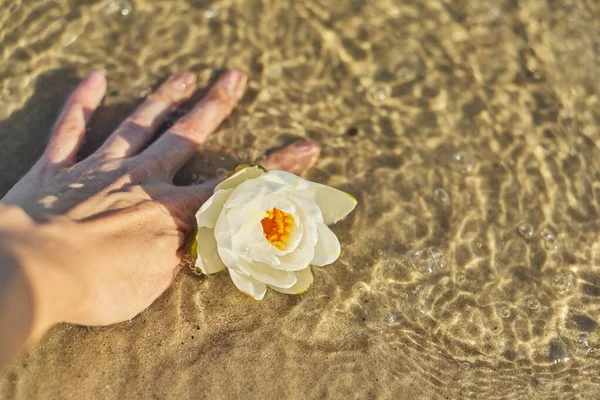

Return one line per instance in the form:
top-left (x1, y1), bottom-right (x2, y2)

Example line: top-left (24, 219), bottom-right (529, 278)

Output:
top-left (95, 73), bottom-right (197, 159)
top-left (173, 181), bottom-right (217, 214)
top-left (258, 141), bottom-right (321, 175)
top-left (128, 181), bottom-right (216, 239)
top-left (164, 141), bottom-right (320, 218)
top-left (173, 141), bottom-right (320, 224)
top-left (44, 71), bottom-right (107, 164)
top-left (140, 69), bottom-right (247, 177)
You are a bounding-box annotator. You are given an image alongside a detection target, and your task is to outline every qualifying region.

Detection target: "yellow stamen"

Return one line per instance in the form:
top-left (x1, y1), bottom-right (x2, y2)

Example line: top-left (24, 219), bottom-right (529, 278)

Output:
top-left (261, 208), bottom-right (295, 250)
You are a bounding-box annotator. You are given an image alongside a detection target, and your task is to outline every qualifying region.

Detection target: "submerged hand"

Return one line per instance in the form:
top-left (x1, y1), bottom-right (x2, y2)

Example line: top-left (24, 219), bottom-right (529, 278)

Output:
top-left (3, 70), bottom-right (244, 218)
top-left (0, 69), bottom-right (320, 332)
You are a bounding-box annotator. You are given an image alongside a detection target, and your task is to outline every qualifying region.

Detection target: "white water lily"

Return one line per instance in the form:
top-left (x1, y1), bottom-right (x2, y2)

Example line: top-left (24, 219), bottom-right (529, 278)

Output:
top-left (192, 165), bottom-right (357, 300)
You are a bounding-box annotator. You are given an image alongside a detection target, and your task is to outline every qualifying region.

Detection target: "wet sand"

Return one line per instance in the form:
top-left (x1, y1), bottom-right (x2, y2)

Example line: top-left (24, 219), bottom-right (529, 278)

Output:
top-left (1, 0), bottom-right (600, 398)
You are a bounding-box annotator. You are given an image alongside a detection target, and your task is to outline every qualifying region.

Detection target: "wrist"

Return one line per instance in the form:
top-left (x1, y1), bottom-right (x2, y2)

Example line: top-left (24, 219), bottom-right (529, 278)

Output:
top-left (24, 218), bottom-right (87, 330)
top-left (0, 205), bottom-right (78, 365)
top-left (4, 212), bottom-right (86, 339)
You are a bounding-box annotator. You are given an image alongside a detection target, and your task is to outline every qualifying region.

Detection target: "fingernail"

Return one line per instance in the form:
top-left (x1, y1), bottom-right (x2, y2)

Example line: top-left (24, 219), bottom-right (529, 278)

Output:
top-left (221, 69), bottom-right (247, 99)
top-left (85, 70), bottom-right (105, 88)
top-left (174, 72), bottom-right (196, 91)
top-left (293, 141), bottom-right (320, 153)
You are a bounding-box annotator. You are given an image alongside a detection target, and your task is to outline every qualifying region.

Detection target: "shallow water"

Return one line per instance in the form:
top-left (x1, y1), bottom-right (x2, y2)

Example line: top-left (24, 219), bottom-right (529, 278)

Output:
top-left (1, 0), bottom-right (600, 398)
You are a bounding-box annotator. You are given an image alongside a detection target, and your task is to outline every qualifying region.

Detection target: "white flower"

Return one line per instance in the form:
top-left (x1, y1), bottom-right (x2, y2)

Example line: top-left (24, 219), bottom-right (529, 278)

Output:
top-left (192, 165), bottom-right (357, 300)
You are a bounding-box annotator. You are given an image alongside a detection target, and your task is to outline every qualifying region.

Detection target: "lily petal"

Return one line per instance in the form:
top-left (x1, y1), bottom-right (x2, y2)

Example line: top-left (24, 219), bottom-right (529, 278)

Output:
top-left (229, 269), bottom-right (267, 300)
top-left (196, 189), bottom-right (232, 229)
top-left (300, 182), bottom-right (357, 224)
top-left (288, 193), bottom-right (324, 224)
top-left (311, 223), bottom-right (341, 266)
top-left (262, 170), bottom-right (310, 190)
top-left (275, 214), bottom-right (317, 271)
top-left (244, 262), bottom-right (298, 288)
top-left (264, 171), bottom-right (356, 224)
top-left (269, 267), bottom-right (314, 294)
top-left (217, 245), bottom-right (248, 273)
top-left (215, 165), bottom-right (266, 191)
top-left (195, 228), bottom-right (226, 274)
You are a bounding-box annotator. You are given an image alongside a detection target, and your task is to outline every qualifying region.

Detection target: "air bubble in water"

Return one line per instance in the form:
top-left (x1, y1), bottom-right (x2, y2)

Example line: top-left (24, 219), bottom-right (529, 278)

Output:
top-left (518, 222), bottom-right (534, 238)
top-left (452, 152), bottom-right (476, 174)
top-left (409, 247), bottom-right (446, 274)
top-left (102, 0), bottom-right (116, 13)
top-left (366, 85), bottom-right (390, 105)
top-left (433, 188), bottom-right (450, 203)
top-left (549, 340), bottom-right (569, 364)
top-left (194, 174), bottom-right (208, 184)
top-left (552, 272), bottom-right (574, 294)
top-left (102, 0), bottom-right (132, 16)
top-left (413, 304), bottom-right (426, 315)
top-left (540, 228), bottom-right (559, 250)
top-left (204, 8), bottom-right (220, 19)
top-left (526, 297), bottom-right (540, 310)
top-left (377, 259), bottom-right (404, 280)
top-left (216, 167), bottom-right (228, 177)
top-left (412, 285), bottom-right (425, 295)
top-left (354, 282), bottom-right (370, 293)
top-left (576, 333), bottom-right (589, 347)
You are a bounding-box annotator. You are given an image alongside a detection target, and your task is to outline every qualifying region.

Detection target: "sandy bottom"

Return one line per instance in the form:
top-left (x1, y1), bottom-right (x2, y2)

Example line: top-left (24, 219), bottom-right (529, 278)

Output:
top-left (1, 0), bottom-right (600, 398)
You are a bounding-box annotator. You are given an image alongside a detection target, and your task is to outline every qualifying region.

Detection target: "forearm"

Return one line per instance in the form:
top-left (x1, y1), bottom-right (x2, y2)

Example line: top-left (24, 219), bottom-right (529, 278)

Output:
top-left (0, 205), bottom-right (38, 369)
top-left (0, 205), bottom-right (80, 369)
top-left (0, 247), bottom-right (36, 369)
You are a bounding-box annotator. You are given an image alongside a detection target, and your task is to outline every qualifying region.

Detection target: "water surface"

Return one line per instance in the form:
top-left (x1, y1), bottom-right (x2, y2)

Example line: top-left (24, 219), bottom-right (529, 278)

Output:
top-left (1, 0), bottom-right (600, 398)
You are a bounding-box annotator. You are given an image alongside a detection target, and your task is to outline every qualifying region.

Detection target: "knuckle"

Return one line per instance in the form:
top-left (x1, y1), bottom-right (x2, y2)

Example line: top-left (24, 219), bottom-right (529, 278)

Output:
top-left (148, 90), bottom-right (176, 105)
top-left (209, 86), bottom-right (237, 107)
top-left (130, 156), bottom-right (168, 179)
top-left (57, 115), bottom-right (83, 135)
top-left (128, 166), bottom-right (152, 182)
top-left (172, 118), bottom-right (202, 138)
top-left (119, 120), bottom-right (149, 137)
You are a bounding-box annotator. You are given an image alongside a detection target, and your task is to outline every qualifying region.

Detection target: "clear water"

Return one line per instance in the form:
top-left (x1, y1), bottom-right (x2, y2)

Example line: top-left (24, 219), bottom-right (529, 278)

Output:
top-left (1, 0), bottom-right (600, 398)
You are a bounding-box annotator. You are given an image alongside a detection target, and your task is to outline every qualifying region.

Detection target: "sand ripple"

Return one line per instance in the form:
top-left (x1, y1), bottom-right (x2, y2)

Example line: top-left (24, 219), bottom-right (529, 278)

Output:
top-left (1, 0), bottom-right (600, 398)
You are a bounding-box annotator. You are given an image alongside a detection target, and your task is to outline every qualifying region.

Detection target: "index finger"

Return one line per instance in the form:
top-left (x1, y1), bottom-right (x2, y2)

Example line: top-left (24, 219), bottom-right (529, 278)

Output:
top-left (139, 69), bottom-right (247, 177)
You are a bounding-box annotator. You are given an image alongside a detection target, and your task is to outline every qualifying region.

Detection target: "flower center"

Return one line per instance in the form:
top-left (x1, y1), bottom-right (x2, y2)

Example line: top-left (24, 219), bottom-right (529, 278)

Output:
top-left (261, 208), bottom-right (294, 250)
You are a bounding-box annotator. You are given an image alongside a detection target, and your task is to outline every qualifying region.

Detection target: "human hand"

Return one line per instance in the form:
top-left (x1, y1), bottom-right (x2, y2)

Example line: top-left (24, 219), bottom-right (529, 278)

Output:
top-left (0, 69), bottom-right (320, 329)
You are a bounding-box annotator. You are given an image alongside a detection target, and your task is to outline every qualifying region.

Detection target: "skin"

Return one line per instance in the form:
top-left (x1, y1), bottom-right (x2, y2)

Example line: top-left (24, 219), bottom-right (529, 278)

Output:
top-left (0, 69), bottom-right (321, 369)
